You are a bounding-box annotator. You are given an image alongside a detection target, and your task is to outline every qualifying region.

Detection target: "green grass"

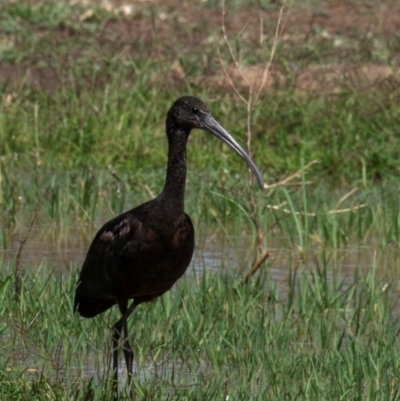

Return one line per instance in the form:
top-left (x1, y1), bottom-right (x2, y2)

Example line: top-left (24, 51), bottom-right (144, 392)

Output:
top-left (1, 259), bottom-right (400, 400)
top-left (1, 0), bottom-right (400, 399)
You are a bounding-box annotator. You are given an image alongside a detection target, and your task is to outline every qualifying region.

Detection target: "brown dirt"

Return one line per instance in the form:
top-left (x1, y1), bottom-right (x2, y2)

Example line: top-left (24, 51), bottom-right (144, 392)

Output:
top-left (202, 63), bottom-right (400, 94)
top-left (70, 0), bottom-right (400, 35)
top-left (1, 0), bottom-right (399, 92)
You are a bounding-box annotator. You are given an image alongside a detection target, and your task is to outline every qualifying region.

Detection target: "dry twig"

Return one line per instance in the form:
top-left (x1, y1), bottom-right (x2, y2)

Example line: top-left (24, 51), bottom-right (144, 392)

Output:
top-left (15, 202), bottom-right (41, 296)
top-left (243, 250), bottom-right (270, 284)
top-left (89, 166), bottom-right (115, 218)
top-left (220, 1), bottom-right (288, 256)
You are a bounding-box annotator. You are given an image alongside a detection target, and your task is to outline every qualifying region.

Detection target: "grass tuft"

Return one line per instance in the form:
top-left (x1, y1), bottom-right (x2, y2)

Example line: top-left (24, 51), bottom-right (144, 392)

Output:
top-left (1, 260), bottom-right (400, 400)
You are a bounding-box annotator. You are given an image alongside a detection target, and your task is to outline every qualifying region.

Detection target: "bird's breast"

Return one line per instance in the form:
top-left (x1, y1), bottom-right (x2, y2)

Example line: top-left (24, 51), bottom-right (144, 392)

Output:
top-left (118, 214), bottom-right (194, 299)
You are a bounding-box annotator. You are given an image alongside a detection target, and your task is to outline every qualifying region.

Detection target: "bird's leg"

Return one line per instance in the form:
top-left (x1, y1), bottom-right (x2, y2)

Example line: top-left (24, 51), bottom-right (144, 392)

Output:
top-left (122, 301), bottom-right (139, 386)
top-left (117, 300), bottom-right (139, 400)
top-left (122, 314), bottom-right (134, 378)
top-left (112, 316), bottom-right (124, 400)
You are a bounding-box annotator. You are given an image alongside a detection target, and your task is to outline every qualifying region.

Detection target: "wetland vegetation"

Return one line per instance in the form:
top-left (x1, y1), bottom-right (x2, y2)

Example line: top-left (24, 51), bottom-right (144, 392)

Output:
top-left (1, 0), bottom-right (400, 399)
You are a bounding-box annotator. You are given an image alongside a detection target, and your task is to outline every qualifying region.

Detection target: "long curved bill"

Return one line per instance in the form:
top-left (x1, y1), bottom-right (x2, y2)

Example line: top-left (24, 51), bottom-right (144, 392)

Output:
top-left (202, 115), bottom-right (265, 190)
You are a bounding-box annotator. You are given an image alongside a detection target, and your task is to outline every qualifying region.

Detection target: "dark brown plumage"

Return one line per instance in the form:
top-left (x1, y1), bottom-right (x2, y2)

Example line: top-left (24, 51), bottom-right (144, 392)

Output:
top-left (74, 96), bottom-right (264, 398)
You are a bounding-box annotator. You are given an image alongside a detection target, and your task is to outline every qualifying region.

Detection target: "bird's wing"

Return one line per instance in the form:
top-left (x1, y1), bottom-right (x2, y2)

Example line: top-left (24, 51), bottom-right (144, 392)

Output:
top-left (74, 211), bottom-right (194, 318)
top-left (74, 213), bottom-right (144, 308)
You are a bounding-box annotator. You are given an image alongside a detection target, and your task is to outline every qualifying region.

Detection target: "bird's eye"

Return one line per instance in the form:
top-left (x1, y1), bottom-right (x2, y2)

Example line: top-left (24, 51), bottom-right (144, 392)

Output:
top-left (192, 107), bottom-right (199, 114)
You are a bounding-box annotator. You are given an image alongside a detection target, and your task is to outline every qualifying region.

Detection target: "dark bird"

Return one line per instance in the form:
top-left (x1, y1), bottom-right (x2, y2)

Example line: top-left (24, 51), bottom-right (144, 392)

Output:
top-left (74, 96), bottom-right (264, 398)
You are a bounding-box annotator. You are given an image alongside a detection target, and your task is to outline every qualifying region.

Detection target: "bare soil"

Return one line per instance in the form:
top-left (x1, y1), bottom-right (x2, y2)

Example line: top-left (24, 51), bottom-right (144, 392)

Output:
top-left (1, 0), bottom-right (399, 92)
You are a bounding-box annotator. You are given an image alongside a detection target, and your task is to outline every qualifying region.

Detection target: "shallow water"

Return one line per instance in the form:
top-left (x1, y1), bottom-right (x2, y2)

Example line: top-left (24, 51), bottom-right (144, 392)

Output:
top-left (2, 222), bottom-right (400, 380)
top-left (2, 222), bottom-right (399, 272)
top-left (1, 222), bottom-right (400, 285)
top-left (2, 222), bottom-right (400, 324)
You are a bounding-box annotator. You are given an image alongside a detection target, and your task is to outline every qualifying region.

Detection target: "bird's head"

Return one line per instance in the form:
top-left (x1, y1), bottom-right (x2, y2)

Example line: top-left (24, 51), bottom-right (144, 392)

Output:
top-left (166, 96), bottom-right (265, 190)
top-left (167, 96), bottom-right (211, 131)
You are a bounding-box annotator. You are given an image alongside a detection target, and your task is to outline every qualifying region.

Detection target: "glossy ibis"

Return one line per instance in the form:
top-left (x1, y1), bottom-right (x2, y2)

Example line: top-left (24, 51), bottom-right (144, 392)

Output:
top-left (74, 96), bottom-right (264, 398)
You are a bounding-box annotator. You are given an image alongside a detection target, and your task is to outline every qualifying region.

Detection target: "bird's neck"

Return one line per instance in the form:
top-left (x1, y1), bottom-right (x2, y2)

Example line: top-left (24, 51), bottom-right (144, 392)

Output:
top-left (160, 128), bottom-right (188, 215)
